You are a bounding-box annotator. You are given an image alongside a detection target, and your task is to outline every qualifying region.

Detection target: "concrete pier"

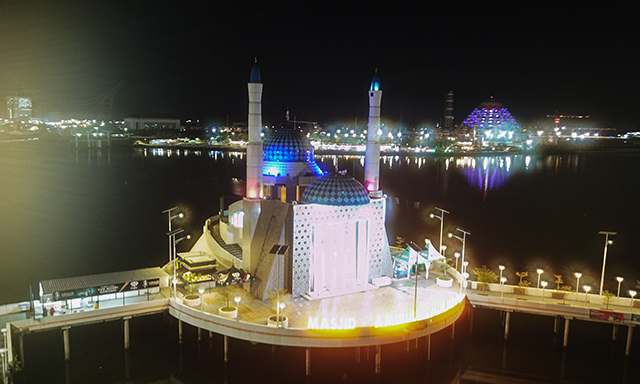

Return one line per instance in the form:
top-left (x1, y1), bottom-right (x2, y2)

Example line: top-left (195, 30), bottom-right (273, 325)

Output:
top-left (124, 317), bottom-right (131, 350)
top-left (224, 335), bottom-right (229, 362)
top-left (62, 327), bottom-right (70, 361)
top-left (626, 326), bottom-right (634, 357)
top-left (375, 345), bottom-right (381, 374)
top-left (563, 318), bottom-right (570, 348)
top-left (305, 347), bottom-right (311, 376)
top-left (504, 311), bottom-right (511, 340)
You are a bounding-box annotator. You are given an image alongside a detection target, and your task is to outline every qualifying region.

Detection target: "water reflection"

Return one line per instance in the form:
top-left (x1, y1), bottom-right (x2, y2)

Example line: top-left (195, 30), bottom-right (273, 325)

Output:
top-left (140, 148), bottom-right (587, 199)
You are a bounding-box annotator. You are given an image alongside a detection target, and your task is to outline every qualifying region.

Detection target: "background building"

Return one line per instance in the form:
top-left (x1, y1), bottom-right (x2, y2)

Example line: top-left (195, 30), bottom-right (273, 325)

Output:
top-left (124, 116), bottom-right (180, 131)
top-left (462, 98), bottom-right (520, 147)
top-left (6, 96), bottom-right (32, 120)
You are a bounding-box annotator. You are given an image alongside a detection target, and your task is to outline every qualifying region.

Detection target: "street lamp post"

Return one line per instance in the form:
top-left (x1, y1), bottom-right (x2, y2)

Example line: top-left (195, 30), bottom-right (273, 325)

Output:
top-left (162, 207), bottom-right (184, 265)
top-left (630, 290), bottom-right (637, 313)
top-left (199, 288), bottom-right (205, 312)
top-left (279, 303), bottom-right (285, 328)
top-left (584, 285), bottom-right (591, 307)
top-left (499, 265), bottom-right (505, 282)
top-left (172, 278), bottom-right (177, 301)
top-left (616, 277), bottom-right (624, 304)
top-left (574, 272), bottom-right (582, 295)
top-left (500, 277), bottom-right (507, 300)
top-left (449, 228), bottom-right (471, 278)
top-left (598, 231), bottom-right (617, 296)
top-left (454, 252), bottom-right (460, 272)
top-left (430, 207), bottom-right (449, 254)
top-left (461, 261), bottom-right (469, 294)
top-left (167, 229), bottom-right (189, 300)
top-left (541, 281), bottom-right (548, 302)
top-left (536, 269), bottom-right (544, 289)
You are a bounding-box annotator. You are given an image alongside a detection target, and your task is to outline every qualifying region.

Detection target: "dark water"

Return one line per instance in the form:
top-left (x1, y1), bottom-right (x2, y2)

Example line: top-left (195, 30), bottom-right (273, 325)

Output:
top-left (2, 139), bottom-right (640, 383)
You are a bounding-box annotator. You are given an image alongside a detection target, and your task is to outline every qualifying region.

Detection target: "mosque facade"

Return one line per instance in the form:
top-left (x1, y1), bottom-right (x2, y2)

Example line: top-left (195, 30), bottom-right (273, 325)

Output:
top-left (190, 63), bottom-right (392, 301)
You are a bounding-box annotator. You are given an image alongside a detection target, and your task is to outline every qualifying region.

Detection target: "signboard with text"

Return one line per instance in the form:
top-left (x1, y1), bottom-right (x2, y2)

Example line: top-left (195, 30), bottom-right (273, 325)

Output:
top-left (51, 279), bottom-right (159, 301)
top-left (589, 309), bottom-right (624, 322)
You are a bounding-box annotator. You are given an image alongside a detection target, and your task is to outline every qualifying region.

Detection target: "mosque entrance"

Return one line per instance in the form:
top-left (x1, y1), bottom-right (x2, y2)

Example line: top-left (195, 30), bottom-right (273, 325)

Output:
top-left (310, 219), bottom-right (369, 296)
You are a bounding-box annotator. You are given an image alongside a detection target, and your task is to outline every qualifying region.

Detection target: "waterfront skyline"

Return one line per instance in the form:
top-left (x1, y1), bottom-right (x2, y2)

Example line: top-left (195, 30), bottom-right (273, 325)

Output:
top-left (2, 1), bottom-right (638, 130)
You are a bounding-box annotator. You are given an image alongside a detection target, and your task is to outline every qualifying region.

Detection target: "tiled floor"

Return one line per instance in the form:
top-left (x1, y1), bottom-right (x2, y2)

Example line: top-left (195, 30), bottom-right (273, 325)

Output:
top-left (198, 272), bottom-right (460, 329)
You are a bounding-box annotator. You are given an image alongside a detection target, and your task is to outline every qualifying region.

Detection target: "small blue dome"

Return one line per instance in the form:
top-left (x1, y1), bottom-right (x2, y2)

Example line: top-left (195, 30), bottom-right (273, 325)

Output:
top-left (263, 128), bottom-right (314, 163)
top-left (370, 73), bottom-right (381, 91)
top-left (302, 173), bottom-right (371, 206)
top-left (262, 128), bottom-right (323, 177)
top-left (250, 62), bottom-right (261, 83)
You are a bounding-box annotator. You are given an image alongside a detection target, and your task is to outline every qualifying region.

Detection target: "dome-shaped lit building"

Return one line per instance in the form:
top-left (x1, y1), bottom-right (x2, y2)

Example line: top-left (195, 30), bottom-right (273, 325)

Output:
top-left (262, 127), bottom-right (324, 202)
top-left (302, 173), bottom-right (370, 206)
top-left (462, 98), bottom-right (520, 147)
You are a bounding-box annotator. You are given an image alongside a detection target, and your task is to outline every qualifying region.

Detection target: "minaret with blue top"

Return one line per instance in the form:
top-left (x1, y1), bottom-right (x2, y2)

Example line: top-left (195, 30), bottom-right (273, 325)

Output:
top-left (247, 59), bottom-right (263, 198)
top-left (364, 71), bottom-right (382, 192)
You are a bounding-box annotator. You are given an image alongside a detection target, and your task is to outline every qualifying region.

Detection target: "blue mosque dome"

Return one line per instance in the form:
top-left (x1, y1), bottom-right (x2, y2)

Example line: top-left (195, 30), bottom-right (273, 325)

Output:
top-left (264, 128), bottom-right (314, 162)
top-left (250, 61), bottom-right (261, 83)
top-left (302, 173), bottom-right (371, 206)
top-left (262, 128), bottom-right (323, 177)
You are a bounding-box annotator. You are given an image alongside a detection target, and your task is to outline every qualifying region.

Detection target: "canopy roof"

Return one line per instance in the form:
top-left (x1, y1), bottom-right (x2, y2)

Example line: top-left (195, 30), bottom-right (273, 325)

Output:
top-left (393, 239), bottom-right (444, 264)
top-left (40, 267), bottom-right (169, 295)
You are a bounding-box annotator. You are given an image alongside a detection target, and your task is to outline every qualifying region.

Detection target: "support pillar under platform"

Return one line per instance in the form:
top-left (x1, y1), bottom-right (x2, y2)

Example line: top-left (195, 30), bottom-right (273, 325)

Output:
top-left (504, 311), bottom-right (511, 341)
top-left (563, 318), bottom-right (571, 348)
top-left (124, 317), bottom-right (131, 350)
top-left (62, 327), bottom-right (71, 362)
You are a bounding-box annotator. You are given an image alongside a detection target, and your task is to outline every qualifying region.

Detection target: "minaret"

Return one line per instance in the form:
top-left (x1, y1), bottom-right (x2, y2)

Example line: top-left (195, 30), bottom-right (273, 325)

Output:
top-left (246, 59), bottom-right (263, 198)
top-left (444, 91), bottom-right (454, 130)
top-left (364, 71), bottom-right (382, 192)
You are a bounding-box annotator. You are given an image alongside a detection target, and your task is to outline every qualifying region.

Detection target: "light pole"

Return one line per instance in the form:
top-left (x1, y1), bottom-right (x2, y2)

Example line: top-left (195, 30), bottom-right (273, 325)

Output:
top-left (172, 278), bottom-right (177, 301)
top-left (430, 207), bottom-right (449, 254)
top-left (499, 265), bottom-right (505, 282)
top-left (167, 228), bottom-right (186, 298)
top-left (536, 269), bottom-right (544, 289)
top-left (574, 272), bottom-right (582, 295)
top-left (454, 252), bottom-right (460, 272)
top-left (584, 285), bottom-right (591, 307)
top-left (199, 288), bottom-right (205, 312)
top-left (449, 228), bottom-right (470, 277)
top-left (461, 261), bottom-right (470, 294)
top-left (234, 296), bottom-right (241, 320)
top-left (616, 276), bottom-right (624, 304)
top-left (500, 277), bottom-right (507, 300)
top-left (462, 272), bottom-right (469, 294)
top-left (162, 207), bottom-right (184, 265)
top-left (598, 231), bottom-right (617, 296)
top-left (630, 290), bottom-right (637, 313)
top-left (279, 303), bottom-right (285, 328)
top-left (541, 281), bottom-right (548, 302)
top-left (441, 245), bottom-right (447, 259)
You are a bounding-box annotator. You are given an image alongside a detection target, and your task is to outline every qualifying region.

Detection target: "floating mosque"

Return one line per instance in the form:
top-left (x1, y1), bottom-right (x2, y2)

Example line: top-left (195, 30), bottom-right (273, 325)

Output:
top-left (188, 64), bottom-right (401, 301)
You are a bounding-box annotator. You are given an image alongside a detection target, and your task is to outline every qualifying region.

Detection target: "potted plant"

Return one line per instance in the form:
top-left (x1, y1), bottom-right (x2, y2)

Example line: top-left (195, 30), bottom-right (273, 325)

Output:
top-left (554, 285), bottom-right (573, 304)
top-left (267, 288), bottom-right (289, 328)
top-left (217, 285), bottom-right (239, 318)
top-left (183, 283), bottom-right (202, 307)
top-left (602, 290), bottom-right (616, 310)
top-left (436, 258), bottom-right (453, 287)
top-left (515, 271), bottom-right (531, 295)
top-left (473, 265), bottom-right (497, 293)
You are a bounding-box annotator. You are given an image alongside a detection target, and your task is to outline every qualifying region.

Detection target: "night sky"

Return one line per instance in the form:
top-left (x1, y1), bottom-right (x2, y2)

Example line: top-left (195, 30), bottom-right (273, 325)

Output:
top-left (2, 1), bottom-right (638, 130)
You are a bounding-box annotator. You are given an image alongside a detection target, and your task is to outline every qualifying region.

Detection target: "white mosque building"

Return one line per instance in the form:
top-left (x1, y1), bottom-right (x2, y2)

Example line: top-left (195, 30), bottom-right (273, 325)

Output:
top-left (189, 63), bottom-right (395, 301)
